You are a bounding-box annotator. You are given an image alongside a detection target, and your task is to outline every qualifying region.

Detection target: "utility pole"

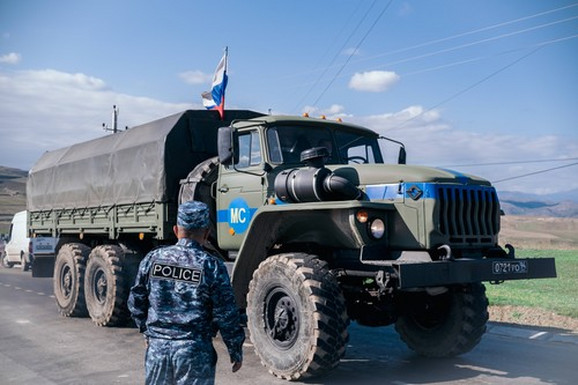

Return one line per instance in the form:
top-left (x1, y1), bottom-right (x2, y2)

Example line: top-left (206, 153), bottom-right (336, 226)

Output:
top-left (102, 105), bottom-right (119, 133)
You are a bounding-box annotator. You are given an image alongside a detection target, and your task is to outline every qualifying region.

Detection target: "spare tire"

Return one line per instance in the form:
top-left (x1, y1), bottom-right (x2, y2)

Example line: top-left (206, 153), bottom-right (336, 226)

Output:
top-left (179, 157), bottom-right (224, 257)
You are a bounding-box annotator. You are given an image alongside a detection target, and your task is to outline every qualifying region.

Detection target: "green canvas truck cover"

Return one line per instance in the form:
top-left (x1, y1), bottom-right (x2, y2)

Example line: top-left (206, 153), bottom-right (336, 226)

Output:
top-left (27, 109), bottom-right (263, 211)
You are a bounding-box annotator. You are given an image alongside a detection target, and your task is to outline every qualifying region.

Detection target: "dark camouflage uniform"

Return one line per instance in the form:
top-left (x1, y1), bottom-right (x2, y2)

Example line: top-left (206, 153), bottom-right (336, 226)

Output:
top-left (128, 238), bottom-right (245, 385)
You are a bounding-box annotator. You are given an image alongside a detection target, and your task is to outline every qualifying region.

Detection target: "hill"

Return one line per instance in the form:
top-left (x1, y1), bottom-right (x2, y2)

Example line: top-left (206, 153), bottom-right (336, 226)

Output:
top-left (498, 190), bottom-right (578, 218)
top-left (0, 166), bottom-right (28, 234)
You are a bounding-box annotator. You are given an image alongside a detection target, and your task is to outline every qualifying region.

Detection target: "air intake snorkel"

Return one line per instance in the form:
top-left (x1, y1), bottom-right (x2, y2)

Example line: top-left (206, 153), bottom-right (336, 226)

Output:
top-left (274, 147), bottom-right (362, 203)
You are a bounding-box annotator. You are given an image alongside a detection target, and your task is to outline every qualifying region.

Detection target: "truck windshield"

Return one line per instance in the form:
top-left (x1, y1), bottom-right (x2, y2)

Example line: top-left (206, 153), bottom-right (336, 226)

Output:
top-left (266, 125), bottom-right (383, 165)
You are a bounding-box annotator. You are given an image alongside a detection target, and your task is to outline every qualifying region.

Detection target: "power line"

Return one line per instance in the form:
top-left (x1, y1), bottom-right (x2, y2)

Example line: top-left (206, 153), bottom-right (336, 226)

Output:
top-left (402, 33), bottom-right (578, 77)
top-left (291, 0), bottom-right (377, 113)
top-left (309, 0), bottom-right (395, 109)
top-left (388, 44), bottom-right (544, 131)
top-left (354, 3), bottom-right (578, 66)
top-left (282, 32), bottom-right (578, 95)
top-left (365, 14), bottom-right (578, 73)
top-left (442, 157), bottom-right (578, 168)
top-left (493, 162), bottom-right (578, 184)
top-left (383, 31), bottom-right (577, 132)
top-left (279, 2), bottom-right (578, 83)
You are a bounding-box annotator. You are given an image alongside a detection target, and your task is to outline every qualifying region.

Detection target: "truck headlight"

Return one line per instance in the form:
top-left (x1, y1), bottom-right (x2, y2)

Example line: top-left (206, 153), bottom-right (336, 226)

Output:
top-left (369, 218), bottom-right (385, 239)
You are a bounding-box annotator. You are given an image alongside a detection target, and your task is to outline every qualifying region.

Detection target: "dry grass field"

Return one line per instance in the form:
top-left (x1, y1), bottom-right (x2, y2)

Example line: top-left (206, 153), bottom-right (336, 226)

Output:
top-left (490, 215), bottom-right (578, 331)
top-left (499, 215), bottom-right (578, 250)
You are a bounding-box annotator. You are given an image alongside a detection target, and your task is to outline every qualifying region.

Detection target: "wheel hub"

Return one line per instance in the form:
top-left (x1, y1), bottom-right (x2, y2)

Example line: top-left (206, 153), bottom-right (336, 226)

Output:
top-left (265, 288), bottom-right (299, 349)
top-left (61, 266), bottom-right (72, 298)
top-left (94, 270), bottom-right (108, 304)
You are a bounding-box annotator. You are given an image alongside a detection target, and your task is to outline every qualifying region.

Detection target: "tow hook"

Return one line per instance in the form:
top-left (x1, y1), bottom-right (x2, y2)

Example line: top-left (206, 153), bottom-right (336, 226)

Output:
top-left (438, 244), bottom-right (453, 261)
top-left (505, 244), bottom-right (516, 258)
top-left (376, 270), bottom-right (393, 295)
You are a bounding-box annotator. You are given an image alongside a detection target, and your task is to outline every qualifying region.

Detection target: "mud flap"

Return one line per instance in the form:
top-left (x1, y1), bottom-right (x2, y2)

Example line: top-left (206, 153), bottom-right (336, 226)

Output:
top-left (32, 255), bottom-right (55, 277)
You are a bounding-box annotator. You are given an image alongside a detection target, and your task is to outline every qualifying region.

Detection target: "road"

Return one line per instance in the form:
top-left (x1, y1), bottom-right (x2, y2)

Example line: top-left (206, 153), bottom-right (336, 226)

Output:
top-left (1, 267), bottom-right (577, 385)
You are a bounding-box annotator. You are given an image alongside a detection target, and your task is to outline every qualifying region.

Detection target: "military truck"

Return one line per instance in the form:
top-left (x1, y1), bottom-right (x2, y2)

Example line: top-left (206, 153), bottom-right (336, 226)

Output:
top-left (28, 109), bottom-right (556, 380)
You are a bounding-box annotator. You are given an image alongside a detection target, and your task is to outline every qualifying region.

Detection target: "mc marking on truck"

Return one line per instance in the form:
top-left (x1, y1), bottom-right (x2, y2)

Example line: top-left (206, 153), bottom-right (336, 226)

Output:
top-left (226, 198), bottom-right (255, 234)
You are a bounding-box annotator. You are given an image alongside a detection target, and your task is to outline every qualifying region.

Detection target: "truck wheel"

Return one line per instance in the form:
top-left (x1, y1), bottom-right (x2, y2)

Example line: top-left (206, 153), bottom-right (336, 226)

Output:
top-left (20, 252), bottom-right (29, 272)
top-left (53, 243), bottom-right (90, 317)
top-left (84, 245), bottom-right (130, 326)
top-left (247, 253), bottom-right (349, 380)
top-left (395, 283), bottom-right (489, 357)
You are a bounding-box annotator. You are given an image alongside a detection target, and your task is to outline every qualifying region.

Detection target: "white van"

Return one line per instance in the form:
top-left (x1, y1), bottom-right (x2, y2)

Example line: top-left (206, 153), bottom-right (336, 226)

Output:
top-left (2, 211), bottom-right (32, 271)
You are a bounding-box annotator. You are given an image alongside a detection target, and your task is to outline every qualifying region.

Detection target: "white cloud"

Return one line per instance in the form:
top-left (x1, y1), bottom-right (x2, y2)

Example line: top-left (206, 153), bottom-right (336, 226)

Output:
top-left (0, 69), bottom-right (196, 169)
top-left (349, 70), bottom-right (399, 92)
top-left (349, 108), bottom-right (578, 195)
top-left (0, 52), bottom-right (21, 64)
top-left (179, 70), bottom-right (212, 85)
top-left (342, 48), bottom-right (361, 56)
top-left (398, 2), bottom-right (413, 16)
top-left (357, 105), bottom-right (443, 130)
top-left (302, 104), bottom-right (348, 118)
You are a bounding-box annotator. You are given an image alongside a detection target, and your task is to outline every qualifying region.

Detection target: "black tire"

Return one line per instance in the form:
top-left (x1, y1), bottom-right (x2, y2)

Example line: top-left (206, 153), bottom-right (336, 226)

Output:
top-left (53, 243), bottom-right (90, 317)
top-left (20, 252), bottom-right (29, 272)
top-left (247, 253), bottom-right (349, 380)
top-left (178, 157), bottom-right (225, 258)
top-left (84, 245), bottom-right (130, 326)
top-left (1, 253), bottom-right (14, 268)
top-left (395, 283), bottom-right (489, 357)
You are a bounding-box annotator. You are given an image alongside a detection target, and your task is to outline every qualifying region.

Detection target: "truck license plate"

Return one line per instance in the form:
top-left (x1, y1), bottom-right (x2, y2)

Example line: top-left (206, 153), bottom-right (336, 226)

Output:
top-left (492, 260), bottom-right (528, 275)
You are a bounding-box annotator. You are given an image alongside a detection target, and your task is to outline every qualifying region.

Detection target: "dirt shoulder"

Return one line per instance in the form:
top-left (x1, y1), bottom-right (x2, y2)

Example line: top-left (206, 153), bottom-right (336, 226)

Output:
top-left (489, 305), bottom-right (578, 333)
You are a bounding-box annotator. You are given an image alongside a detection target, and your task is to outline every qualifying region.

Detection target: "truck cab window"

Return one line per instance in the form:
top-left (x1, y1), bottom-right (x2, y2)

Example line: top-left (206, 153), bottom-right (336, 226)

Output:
top-left (236, 130), bottom-right (262, 168)
top-left (266, 129), bottom-right (283, 164)
top-left (335, 131), bottom-right (383, 164)
top-left (346, 144), bottom-right (376, 164)
top-left (268, 126), bottom-right (334, 165)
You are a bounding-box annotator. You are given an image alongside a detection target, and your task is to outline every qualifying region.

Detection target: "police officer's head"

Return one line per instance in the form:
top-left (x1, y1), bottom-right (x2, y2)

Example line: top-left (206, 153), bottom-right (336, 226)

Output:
top-left (174, 201), bottom-right (210, 240)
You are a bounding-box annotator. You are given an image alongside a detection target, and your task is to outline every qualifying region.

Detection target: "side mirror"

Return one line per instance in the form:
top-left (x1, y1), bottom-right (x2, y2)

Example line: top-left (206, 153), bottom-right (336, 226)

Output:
top-left (218, 126), bottom-right (234, 165)
top-left (398, 146), bottom-right (407, 165)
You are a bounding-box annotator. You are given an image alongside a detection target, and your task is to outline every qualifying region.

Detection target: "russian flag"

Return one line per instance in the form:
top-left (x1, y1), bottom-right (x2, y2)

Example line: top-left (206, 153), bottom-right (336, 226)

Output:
top-left (202, 48), bottom-right (228, 120)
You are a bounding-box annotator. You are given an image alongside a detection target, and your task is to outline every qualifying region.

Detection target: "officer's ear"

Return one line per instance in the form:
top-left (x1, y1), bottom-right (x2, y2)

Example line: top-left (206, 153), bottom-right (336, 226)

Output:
top-left (173, 225), bottom-right (179, 237)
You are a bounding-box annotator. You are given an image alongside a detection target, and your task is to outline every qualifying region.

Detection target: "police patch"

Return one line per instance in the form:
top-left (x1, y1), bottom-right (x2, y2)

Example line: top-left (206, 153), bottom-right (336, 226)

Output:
top-left (151, 263), bottom-right (203, 285)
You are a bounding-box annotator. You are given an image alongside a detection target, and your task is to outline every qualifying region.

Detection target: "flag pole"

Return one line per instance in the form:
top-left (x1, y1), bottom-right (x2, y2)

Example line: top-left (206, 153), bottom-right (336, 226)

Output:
top-left (220, 46), bottom-right (228, 120)
top-left (201, 47), bottom-right (229, 120)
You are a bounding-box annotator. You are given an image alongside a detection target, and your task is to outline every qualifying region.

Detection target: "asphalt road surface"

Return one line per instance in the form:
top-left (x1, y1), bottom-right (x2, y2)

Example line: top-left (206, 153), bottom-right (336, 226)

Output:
top-left (1, 267), bottom-right (577, 385)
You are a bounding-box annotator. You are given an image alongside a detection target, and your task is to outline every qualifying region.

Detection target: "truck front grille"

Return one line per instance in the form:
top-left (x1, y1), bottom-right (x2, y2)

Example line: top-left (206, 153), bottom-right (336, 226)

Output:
top-left (437, 185), bottom-right (500, 244)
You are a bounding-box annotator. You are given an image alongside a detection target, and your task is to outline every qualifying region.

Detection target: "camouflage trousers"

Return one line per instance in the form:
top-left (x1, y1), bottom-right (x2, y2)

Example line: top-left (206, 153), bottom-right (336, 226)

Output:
top-left (145, 337), bottom-right (217, 385)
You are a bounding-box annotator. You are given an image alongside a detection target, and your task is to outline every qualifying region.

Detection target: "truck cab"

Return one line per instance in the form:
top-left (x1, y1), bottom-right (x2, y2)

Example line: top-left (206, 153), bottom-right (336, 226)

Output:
top-left (214, 116), bottom-right (392, 250)
top-left (213, 115), bottom-right (499, 261)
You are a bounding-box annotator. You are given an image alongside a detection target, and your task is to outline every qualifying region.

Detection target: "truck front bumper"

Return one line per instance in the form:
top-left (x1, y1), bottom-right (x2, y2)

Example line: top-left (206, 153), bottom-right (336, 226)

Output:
top-left (391, 257), bottom-right (556, 289)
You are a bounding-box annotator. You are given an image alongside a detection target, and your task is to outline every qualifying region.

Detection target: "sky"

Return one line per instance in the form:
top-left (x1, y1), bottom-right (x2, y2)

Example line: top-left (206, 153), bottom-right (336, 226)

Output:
top-left (1, 0), bottom-right (577, 196)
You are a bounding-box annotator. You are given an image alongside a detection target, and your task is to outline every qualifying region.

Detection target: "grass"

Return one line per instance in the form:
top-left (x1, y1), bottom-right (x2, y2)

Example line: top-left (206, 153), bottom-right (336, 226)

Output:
top-left (485, 249), bottom-right (578, 318)
top-left (0, 194), bottom-right (26, 235)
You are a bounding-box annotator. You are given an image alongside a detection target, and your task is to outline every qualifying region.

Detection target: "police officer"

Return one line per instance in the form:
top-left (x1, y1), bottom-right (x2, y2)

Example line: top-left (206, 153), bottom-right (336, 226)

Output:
top-left (128, 201), bottom-right (244, 385)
